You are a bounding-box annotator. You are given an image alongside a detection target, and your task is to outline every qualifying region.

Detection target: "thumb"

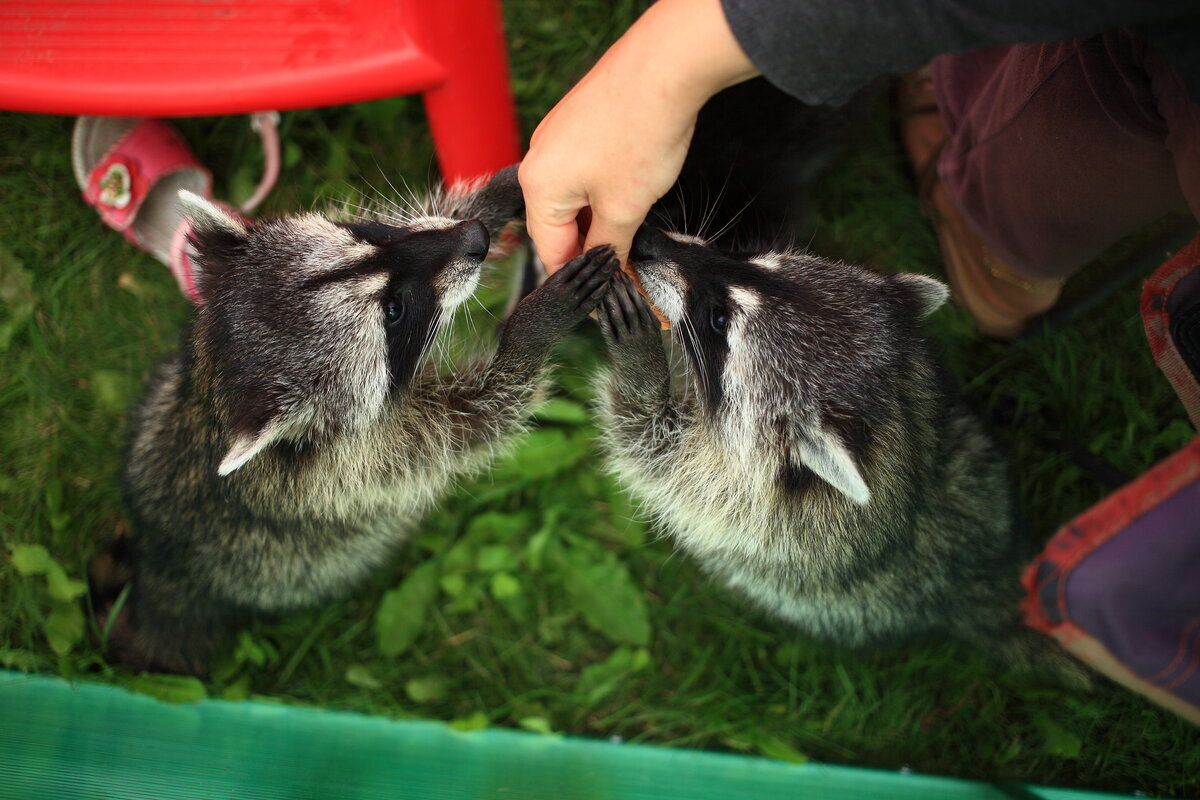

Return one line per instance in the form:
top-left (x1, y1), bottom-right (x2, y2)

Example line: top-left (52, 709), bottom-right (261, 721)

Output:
top-left (525, 207), bottom-right (583, 274)
top-left (582, 208), bottom-right (644, 270)
top-left (519, 161), bottom-right (586, 273)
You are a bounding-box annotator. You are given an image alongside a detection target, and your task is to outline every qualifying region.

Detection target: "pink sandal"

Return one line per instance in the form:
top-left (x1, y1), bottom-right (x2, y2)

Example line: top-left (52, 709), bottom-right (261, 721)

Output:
top-left (72, 113), bottom-right (280, 303)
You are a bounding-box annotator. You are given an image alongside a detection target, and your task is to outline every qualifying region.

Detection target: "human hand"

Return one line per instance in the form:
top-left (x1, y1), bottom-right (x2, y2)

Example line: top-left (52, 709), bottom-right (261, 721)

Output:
top-left (518, 0), bottom-right (758, 273)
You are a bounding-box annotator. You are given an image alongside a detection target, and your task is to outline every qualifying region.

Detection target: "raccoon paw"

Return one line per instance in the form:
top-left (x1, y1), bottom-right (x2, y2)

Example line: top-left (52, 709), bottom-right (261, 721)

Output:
top-left (598, 270), bottom-right (664, 349)
top-left (514, 245), bottom-right (619, 338)
top-left (554, 244), bottom-right (621, 317)
top-left (598, 271), bottom-right (669, 398)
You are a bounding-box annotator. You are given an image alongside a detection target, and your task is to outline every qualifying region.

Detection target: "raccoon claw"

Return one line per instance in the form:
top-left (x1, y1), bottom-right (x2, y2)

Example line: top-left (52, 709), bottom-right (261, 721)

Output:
top-left (501, 245), bottom-right (620, 363)
top-left (558, 245), bottom-right (620, 311)
top-left (599, 271), bottom-right (663, 348)
top-left (530, 244), bottom-right (620, 325)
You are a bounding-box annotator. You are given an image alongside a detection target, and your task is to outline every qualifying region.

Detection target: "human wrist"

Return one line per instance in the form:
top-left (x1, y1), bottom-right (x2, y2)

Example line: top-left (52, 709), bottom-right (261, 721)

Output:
top-left (612, 0), bottom-right (760, 113)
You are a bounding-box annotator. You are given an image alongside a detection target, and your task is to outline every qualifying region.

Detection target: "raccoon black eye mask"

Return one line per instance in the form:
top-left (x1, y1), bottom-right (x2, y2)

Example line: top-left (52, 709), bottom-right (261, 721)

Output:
top-left (91, 166), bottom-right (621, 676)
top-left (596, 226), bottom-right (1084, 682)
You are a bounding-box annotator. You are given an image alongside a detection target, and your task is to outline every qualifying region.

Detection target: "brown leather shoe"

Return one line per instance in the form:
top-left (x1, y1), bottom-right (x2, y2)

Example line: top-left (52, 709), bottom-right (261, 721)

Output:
top-left (897, 68), bottom-right (1062, 339)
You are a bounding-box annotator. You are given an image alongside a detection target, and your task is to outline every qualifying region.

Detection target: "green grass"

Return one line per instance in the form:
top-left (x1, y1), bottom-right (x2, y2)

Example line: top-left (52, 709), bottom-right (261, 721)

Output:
top-left (2, 1), bottom-right (1199, 796)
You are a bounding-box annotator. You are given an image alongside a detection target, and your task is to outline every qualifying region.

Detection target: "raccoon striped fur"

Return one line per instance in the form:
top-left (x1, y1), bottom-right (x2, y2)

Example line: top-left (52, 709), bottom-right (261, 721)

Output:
top-left (594, 226), bottom-right (1079, 677)
top-left (93, 166), bottom-right (620, 675)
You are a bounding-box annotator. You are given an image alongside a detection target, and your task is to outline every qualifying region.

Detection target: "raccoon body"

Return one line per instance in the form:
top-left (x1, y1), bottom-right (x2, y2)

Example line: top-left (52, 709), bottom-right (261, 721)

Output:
top-left (100, 167), bottom-right (620, 674)
top-left (594, 226), bottom-right (1058, 668)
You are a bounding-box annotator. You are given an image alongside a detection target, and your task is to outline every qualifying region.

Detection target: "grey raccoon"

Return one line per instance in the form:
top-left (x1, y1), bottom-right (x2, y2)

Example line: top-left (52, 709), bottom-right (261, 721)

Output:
top-left (594, 226), bottom-right (1071, 674)
top-left (95, 166), bottom-right (620, 675)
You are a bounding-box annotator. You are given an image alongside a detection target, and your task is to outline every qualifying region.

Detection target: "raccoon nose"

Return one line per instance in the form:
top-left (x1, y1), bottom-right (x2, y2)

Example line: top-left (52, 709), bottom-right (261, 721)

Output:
top-left (459, 219), bottom-right (490, 263)
top-left (630, 225), bottom-right (666, 263)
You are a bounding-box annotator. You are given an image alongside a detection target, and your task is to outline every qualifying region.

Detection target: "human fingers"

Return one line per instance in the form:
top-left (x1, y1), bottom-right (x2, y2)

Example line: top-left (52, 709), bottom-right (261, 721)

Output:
top-left (518, 161), bottom-right (585, 273)
top-left (581, 211), bottom-right (643, 269)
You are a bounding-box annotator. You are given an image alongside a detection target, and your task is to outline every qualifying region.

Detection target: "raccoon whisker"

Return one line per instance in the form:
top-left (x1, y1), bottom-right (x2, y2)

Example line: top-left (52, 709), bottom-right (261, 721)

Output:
top-left (376, 172), bottom-right (407, 210)
top-left (433, 329), bottom-right (453, 374)
top-left (695, 201), bottom-right (712, 242)
top-left (674, 181), bottom-right (691, 236)
top-left (468, 291), bottom-right (499, 323)
top-left (696, 168), bottom-right (733, 241)
top-left (371, 193), bottom-right (410, 224)
top-left (427, 310), bottom-right (448, 358)
top-left (708, 189), bottom-right (757, 246)
top-left (346, 200), bottom-right (388, 225)
top-left (341, 198), bottom-right (369, 218)
top-left (460, 302), bottom-right (482, 346)
top-left (357, 177), bottom-right (391, 211)
top-left (374, 209), bottom-right (407, 228)
top-left (362, 174), bottom-right (425, 226)
top-left (649, 206), bottom-right (677, 232)
top-left (672, 347), bottom-right (694, 405)
top-left (676, 314), bottom-right (710, 407)
top-left (396, 171), bottom-right (436, 219)
top-left (410, 312), bottom-right (444, 384)
top-left (662, 332), bottom-right (690, 404)
top-left (678, 316), bottom-right (702, 392)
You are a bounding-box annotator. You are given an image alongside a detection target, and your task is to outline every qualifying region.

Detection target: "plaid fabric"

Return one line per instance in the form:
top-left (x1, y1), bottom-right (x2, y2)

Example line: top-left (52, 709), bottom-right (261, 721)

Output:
top-left (1022, 233), bottom-right (1200, 725)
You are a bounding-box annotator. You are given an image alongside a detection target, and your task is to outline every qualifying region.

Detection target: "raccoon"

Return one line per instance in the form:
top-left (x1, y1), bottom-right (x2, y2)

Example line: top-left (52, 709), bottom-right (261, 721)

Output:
top-left (594, 225), bottom-right (1074, 675)
top-left (93, 166), bottom-right (620, 675)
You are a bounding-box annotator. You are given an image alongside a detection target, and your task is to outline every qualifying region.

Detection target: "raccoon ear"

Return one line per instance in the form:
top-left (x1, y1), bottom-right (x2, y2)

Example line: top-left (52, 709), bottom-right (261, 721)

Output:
top-left (178, 190), bottom-right (249, 238)
top-left (892, 273), bottom-right (949, 318)
top-left (179, 190), bottom-right (249, 293)
top-left (218, 419), bottom-right (285, 476)
top-left (792, 424), bottom-right (871, 506)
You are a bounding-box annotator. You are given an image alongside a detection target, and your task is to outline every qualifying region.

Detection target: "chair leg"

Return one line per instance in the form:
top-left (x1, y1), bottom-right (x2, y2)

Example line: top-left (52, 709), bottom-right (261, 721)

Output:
top-left (418, 0), bottom-right (522, 186)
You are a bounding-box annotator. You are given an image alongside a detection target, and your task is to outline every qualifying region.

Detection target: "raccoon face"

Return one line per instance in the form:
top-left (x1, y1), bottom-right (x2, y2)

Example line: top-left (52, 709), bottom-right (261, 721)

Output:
top-left (627, 225), bottom-right (948, 505)
top-left (335, 217), bottom-right (488, 387)
top-left (178, 192), bottom-right (489, 476)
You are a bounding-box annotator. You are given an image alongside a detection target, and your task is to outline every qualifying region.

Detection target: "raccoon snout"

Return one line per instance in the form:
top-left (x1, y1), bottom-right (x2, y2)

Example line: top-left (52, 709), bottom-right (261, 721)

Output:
top-left (630, 225), bottom-right (667, 264)
top-left (460, 219), bottom-right (490, 263)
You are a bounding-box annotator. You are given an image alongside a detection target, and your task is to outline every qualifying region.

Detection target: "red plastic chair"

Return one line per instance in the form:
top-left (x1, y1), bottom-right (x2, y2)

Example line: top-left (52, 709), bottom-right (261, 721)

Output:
top-left (0, 0), bottom-right (521, 185)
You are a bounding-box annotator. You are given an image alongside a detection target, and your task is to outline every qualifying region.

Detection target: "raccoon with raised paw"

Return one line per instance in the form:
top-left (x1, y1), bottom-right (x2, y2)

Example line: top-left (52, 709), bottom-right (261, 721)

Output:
top-left (594, 226), bottom-right (1077, 677)
top-left (93, 166), bottom-right (620, 675)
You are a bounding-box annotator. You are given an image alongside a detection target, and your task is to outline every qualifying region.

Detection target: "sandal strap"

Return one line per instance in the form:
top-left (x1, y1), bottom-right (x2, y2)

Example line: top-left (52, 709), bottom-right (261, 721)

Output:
top-left (242, 111), bottom-right (281, 214)
top-left (167, 217), bottom-right (200, 304)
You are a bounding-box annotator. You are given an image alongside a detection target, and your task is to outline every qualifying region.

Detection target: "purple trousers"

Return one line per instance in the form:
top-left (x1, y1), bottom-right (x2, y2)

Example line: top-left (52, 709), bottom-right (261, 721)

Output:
top-left (937, 31), bottom-right (1200, 724)
top-left (932, 30), bottom-right (1200, 280)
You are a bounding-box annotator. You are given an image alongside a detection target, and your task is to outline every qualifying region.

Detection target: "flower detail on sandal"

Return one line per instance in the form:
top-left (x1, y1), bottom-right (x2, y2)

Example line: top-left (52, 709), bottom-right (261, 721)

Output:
top-left (97, 162), bottom-right (133, 210)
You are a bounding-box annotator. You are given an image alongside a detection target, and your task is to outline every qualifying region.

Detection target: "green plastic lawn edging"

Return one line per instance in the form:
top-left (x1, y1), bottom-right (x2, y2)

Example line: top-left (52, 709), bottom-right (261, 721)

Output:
top-left (0, 670), bottom-right (1138, 800)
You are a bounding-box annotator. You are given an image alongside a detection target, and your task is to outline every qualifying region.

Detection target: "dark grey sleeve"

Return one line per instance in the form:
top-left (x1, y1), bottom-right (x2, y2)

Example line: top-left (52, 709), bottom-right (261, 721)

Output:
top-left (720, 0), bottom-right (1198, 105)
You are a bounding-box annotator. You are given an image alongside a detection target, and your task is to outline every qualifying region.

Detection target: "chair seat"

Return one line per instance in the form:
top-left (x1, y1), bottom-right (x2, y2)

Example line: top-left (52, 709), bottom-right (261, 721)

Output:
top-left (0, 0), bottom-right (522, 184)
top-left (0, 0), bottom-right (452, 116)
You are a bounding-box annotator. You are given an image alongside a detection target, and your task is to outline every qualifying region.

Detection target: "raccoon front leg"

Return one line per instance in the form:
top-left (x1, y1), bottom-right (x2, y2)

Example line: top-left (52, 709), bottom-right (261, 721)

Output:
top-left (457, 164), bottom-right (524, 237)
top-left (436, 245), bottom-right (620, 448)
top-left (596, 271), bottom-right (681, 458)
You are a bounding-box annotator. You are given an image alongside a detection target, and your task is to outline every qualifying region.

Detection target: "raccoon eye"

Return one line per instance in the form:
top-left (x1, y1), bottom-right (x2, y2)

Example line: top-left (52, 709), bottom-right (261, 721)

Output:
top-left (383, 297), bottom-right (404, 325)
top-left (710, 308), bottom-right (729, 334)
